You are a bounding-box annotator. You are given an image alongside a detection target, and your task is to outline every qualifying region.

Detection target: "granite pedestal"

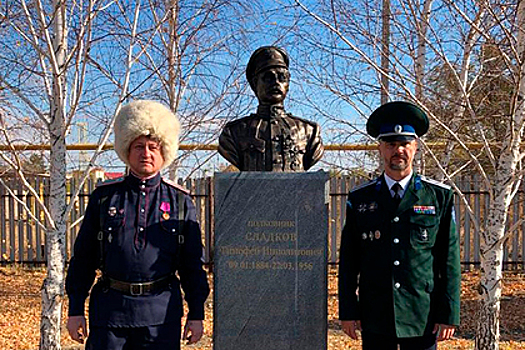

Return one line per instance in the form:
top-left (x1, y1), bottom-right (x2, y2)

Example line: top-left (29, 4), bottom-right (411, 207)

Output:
top-left (213, 172), bottom-right (329, 350)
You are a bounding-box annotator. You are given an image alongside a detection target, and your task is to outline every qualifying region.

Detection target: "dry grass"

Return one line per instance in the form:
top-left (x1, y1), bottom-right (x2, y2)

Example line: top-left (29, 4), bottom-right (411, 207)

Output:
top-left (1, 265), bottom-right (524, 350)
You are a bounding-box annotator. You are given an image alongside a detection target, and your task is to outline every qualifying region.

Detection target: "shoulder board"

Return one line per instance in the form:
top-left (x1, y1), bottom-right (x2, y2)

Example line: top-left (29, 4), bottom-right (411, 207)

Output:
top-left (96, 176), bottom-right (125, 188)
top-left (162, 178), bottom-right (191, 195)
top-left (350, 179), bottom-right (377, 193)
top-left (420, 176), bottom-right (451, 190)
top-left (286, 113), bottom-right (318, 127)
top-left (224, 115), bottom-right (255, 127)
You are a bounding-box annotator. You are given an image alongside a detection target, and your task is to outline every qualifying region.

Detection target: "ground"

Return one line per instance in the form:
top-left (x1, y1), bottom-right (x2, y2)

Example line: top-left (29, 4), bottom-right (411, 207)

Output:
top-left (1, 265), bottom-right (524, 350)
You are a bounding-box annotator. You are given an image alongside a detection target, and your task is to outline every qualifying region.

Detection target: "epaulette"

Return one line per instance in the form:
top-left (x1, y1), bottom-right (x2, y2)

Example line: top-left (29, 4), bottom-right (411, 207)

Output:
top-left (96, 176), bottom-right (125, 187)
top-left (162, 178), bottom-right (191, 195)
top-left (420, 175), bottom-right (451, 190)
top-left (286, 113), bottom-right (317, 127)
top-left (224, 115), bottom-right (254, 127)
top-left (350, 179), bottom-right (377, 193)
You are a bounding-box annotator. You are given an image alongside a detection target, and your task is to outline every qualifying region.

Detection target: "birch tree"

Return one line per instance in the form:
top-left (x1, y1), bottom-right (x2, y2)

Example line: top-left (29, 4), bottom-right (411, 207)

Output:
top-left (289, 1), bottom-right (525, 349)
top-left (0, 1), bottom-right (142, 348)
top-left (0, 1), bottom-right (269, 348)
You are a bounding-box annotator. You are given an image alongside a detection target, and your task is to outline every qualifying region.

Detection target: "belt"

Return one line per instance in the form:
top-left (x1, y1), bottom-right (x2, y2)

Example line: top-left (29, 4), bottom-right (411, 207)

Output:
top-left (105, 275), bottom-right (173, 296)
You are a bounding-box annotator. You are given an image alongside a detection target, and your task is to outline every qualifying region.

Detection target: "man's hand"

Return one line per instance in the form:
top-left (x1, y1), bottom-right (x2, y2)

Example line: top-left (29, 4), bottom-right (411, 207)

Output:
top-left (67, 315), bottom-right (88, 344)
top-left (183, 319), bottom-right (204, 344)
top-left (341, 320), bottom-right (361, 340)
top-left (433, 323), bottom-right (455, 341)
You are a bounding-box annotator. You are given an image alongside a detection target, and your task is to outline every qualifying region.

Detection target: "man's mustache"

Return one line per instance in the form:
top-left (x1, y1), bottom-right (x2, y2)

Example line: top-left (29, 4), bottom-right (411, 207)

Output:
top-left (391, 155), bottom-right (407, 161)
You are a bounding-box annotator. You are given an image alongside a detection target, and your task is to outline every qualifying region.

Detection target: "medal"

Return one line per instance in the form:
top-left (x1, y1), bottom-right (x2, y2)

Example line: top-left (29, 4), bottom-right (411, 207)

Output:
top-left (160, 202), bottom-right (171, 220)
top-left (413, 205), bottom-right (436, 215)
top-left (362, 233), bottom-right (368, 240)
top-left (369, 202), bottom-right (378, 212)
top-left (374, 230), bottom-right (381, 239)
top-left (358, 203), bottom-right (367, 213)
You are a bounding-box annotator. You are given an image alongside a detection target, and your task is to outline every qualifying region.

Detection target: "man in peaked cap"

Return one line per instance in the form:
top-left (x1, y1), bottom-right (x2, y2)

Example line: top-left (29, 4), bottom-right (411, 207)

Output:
top-left (338, 101), bottom-right (460, 349)
top-left (218, 45), bottom-right (324, 171)
top-left (66, 100), bottom-right (209, 350)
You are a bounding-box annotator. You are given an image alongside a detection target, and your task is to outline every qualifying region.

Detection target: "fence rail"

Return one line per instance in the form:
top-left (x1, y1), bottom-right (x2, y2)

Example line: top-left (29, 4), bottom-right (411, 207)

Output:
top-left (0, 175), bottom-right (523, 270)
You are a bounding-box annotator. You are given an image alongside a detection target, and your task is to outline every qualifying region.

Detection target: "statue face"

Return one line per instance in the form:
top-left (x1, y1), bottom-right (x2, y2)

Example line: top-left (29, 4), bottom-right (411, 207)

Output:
top-left (254, 67), bottom-right (290, 105)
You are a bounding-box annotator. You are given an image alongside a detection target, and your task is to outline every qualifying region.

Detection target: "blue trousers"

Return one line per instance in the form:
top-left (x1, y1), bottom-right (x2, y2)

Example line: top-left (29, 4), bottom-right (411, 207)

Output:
top-left (86, 322), bottom-right (181, 350)
top-left (362, 331), bottom-right (437, 350)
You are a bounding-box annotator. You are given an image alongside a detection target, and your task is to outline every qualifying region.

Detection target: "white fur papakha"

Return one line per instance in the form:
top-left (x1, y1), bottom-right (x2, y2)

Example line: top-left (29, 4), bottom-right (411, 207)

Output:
top-left (114, 100), bottom-right (180, 169)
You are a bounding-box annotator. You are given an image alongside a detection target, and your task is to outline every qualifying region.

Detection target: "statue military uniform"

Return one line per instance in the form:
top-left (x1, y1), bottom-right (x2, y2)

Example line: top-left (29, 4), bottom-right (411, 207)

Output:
top-left (218, 46), bottom-right (323, 171)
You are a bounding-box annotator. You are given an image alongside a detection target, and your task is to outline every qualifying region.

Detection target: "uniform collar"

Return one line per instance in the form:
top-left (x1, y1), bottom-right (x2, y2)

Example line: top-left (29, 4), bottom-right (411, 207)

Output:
top-left (384, 171), bottom-right (413, 192)
top-left (126, 172), bottom-right (161, 189)
top-left (256, 104), bottom-right (286, 119)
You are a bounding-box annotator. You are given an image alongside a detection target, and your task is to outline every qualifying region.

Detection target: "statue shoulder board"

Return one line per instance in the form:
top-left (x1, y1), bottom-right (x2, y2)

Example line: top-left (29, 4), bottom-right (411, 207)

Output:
top-left (350, 179), bottom-right (377, 193)
top-left (420, 175), bottom-right (451, 190)
top-left (224, 115), bottom-right (256, 127)
top-left (286, 113), bottom-right (318, 128)
top-left (96, 176), bottom-right (125, 188)
top-left (162, 178), bottom-right (191, 195)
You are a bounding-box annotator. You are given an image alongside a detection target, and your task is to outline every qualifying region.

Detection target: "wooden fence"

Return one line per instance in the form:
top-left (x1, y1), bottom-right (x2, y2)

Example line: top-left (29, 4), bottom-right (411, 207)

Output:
top-left (0, 175), bottom-right (523, 270)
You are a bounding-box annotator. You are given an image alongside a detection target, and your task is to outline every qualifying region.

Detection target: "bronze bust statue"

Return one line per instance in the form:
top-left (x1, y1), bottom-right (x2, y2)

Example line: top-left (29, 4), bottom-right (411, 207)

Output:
top-left (218, 46), bottom-right (324, 171)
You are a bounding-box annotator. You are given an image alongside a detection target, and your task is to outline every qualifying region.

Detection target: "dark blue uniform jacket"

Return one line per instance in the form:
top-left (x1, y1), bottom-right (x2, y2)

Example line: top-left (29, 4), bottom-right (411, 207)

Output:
top-left (66, 173), bottom-right (209, 327)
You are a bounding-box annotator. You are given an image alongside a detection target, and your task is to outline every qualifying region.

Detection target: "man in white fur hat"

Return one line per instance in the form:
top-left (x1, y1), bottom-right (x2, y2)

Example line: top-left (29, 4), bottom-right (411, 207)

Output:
top-left (65, 100), bottom-right (209, 350)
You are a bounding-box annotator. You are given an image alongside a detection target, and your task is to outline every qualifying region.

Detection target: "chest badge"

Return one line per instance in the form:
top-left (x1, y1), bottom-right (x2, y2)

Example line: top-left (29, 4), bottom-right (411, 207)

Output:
top-left (374, 230), bottom-right (381, 239)
top-left (108, 207), bottom-right (117, 216)
top-left (160, 202), bottom-right (171, 220)
top-left (358, 203), bottom-right (368, 213)
top-left (413, 205), bottom-right (436, 215)
top-left (368, 202), bottom-right (378, 212)
top-left (420, 229), bottom-right (429, 241)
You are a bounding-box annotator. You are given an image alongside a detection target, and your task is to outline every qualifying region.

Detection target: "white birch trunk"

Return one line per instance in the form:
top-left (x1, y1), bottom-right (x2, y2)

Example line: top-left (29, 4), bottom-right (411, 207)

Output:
top-left (414, 0), bottom-right (433, 101)
top-left (40, 1), bottom-right (68, 349)
top-left (476, 3), bottom-right (525, 349)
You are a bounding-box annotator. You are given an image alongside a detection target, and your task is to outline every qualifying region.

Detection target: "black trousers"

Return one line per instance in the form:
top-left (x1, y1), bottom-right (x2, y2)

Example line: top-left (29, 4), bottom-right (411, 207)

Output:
top-left (362, 331), bottom-right (437, 350)
top-left (86, 322), bottom-right (181, 350)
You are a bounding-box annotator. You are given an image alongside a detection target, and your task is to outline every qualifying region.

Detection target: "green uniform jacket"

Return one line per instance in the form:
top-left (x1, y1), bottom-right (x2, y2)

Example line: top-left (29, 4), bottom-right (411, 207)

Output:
top-left (338, 173), bottom-right (460, 338)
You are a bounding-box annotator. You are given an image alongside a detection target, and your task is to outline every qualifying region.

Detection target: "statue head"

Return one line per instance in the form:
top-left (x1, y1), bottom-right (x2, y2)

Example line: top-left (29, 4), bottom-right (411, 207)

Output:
top-left (246, 46), bottom-right (290, 105)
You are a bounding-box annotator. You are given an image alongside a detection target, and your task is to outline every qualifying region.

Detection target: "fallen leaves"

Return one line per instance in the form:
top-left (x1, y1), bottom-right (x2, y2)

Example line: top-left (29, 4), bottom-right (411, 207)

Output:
top-left (1, 265), bottom-right (524, 350)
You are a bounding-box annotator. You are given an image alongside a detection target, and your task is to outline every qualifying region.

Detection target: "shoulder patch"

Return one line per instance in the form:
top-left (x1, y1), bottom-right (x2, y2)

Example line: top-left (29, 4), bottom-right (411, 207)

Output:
top-left (420, 176), bottom-right (451, 190)
top-left (96, 176), bottom-right (125, 188)
top-left (162, 178), bottom-right (191, 195)
top-left (350, 179), bottom-right (377, 193)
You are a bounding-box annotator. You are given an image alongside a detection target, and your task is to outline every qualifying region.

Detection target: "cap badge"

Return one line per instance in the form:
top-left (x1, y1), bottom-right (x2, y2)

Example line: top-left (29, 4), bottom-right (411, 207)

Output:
top-left (394, 124), bottom-right (403, 133)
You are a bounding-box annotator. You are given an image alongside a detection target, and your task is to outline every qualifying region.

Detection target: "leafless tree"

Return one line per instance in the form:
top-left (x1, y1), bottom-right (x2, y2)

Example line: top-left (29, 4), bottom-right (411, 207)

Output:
top-left (290, 1), bottom-right (525, 349)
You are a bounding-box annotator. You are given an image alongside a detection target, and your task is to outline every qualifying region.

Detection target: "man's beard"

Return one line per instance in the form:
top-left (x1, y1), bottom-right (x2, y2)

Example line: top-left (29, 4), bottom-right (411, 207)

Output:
top-left (389, 157), bottom-right (408, 170)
